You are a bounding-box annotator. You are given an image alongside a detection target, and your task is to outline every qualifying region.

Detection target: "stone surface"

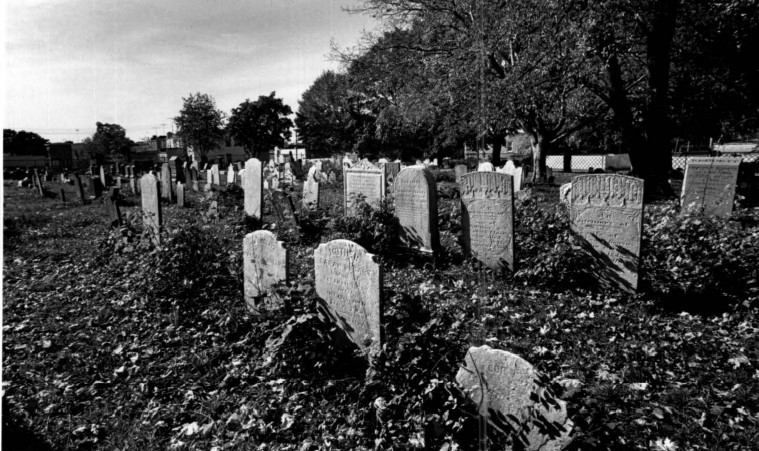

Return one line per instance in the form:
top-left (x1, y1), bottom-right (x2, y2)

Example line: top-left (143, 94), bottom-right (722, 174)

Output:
top-left (456, 345), bottom-right (573, 451)
top-left (227, 164), bottom-right (236, 184)
top-left (176, 182), bottom-right (185, 207)
top-left (243, 158), bottom-right (263, 219)
top-left (454, 164), bottom-right (468, 184)
top-left (243, 230), bottom-right (289, 312)
top-left (211, 164), bottom-right (220, 186)
top-left (161, 163), bottom-right (173, 201)
top-left (344, 159), bottom-right (385, 216)
top-left (314, 240), bottom-right (382, 353)
top-left (302, 177), bottom-right (320, 211)
top-left (394, 167), bottom-right (439, 253)
top-left (681, 157), bottom-right (741, 216)
top-left (140, 174), bottom-right (162, 244)
top-left (270, 190), bottom-right (298, 228)
top-left (460, 172), bottom-right (514, 271)
top-left (478, 162), bottom-right (495, 172)
top-left (570, 174), bottom-right (644, 293)
top-left (104, 187), bottom-right (122, 228)
top-left (559, 182), bottom-right (572, 204)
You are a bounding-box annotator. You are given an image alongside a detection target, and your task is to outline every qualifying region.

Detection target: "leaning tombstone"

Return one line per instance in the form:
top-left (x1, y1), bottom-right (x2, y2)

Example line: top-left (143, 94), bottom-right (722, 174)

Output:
top-left (243, 158), bottom-right (263, 220)
top-left (33, 169), bottom-right (44, 196)
top-left (191, 168), bottom-right (199, 192)
top-left (680, 157), bottom-right (741, 216)
top-left (460, 172), bottom-right (514, 271)
top-left (454, 164), bottom-right (468, 184)
top-left (140, 174), bottom-right (162, 244)
top-left (571, 174), bottom-right (644, 293)
top-left (99, 166), bottom-right (107, 188)
top-left (176, 182), bottom-right (185, 207)
top-left (314, 239), bottom-right (382, 354)
top-left (456, 345), bottom-right (573, 450)
top-left (104, 187), bottom-right (123, 228)
top-left (344, 159), bottom-right (385, 216)
top-left (129, 177), bottom-right (137, 194)
top-left (161, 163), bottom-right (173, 201)
top-left (270, 190), bottom-right (298, 228)
top-left (244, 230), bottom-right (289, 313)
top-left (394, 167), bottom-right (439, 254)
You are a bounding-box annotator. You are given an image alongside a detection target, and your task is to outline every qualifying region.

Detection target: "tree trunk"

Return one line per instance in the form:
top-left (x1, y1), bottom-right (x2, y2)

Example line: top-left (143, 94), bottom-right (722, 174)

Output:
top-left (490, 132), bottom-right (505, 167)
top-left (605, 53), bottom-right (645, 172)
top-left (563, 149), bottom-right (572, 173)
top-left (529, 131), bottom-right (550, 183)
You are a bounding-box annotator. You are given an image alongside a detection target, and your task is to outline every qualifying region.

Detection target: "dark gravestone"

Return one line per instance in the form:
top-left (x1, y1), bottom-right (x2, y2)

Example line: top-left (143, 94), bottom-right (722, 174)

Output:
top-left (171, 157), bottom-right (185, 183)
top-left (73, 175), bottom-right (86, 202)
top-left (270, 190), bottom-right (298, 228)
top-left (183, 164), bottom-right (192, 186)
top-left (176, 182), bottom-right (185, 207)
top-left (104, 187), bottom-right (123, 228)
top-left (60, 189), bottom-right (66, 205)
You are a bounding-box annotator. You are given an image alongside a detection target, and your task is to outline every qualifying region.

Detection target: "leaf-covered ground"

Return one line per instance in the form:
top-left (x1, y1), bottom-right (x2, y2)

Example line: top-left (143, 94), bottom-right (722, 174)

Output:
top-left (3, 177), bottom-right (759, 450)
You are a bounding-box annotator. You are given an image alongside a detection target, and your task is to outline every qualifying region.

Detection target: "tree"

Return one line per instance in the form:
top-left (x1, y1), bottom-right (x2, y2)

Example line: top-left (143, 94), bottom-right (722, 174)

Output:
top-left (174, 93), bottom-right (226, 161)
top-left (89, 122), bottom-right (133, 163)
top-left (3, 129), bottom-right (48, 155)
top-left (227, 92), bottom-right (293, 160)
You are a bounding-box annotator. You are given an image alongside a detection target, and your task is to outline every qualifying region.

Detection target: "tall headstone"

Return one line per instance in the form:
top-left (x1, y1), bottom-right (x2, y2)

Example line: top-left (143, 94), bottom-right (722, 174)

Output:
top-left (60, 189), bottom-right (66, 205)
top-left (456, 345), bottom-right (573, 450)
top-left (394, 167), bottom-right (439, 253)
top-left (243, 158), bottom-right (263, 219)
top-left (140, 174), bottom-right (162, 244)
top-left (344, 159), bottom-right (385, 216)
top-left (270, 190), bottom-right (298, 228)
top-left (161, 163), bottom-right (173, 201)
top-left (244, 230), bottom-right (289, 312)
top-left (227, 164), bottom-right (236, 184)
top-left (571, 174), bottom-right (644, 293)
top-left (314, 240), bottom-right (382, 353)
top-left (302, 177), bottom-right (320, 211)
top-left (104, 187), bottom-right (123, 228)
top-left (681, 157), bottom-right (741, 216)
top-left (460, 172), bottom-right (515, 271)
top-left (176, 182), bottom-right (185, 207)
top-left (454, 164), bottom-right (468, 184)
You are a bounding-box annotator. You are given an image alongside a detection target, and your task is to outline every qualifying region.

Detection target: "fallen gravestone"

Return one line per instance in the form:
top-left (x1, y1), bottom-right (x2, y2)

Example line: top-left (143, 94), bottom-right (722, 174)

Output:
top-left (344, 159), bottom-right (385, 216)
top-left (456, 345), bottom-right (573, 451)
top-left (314, 239), bottom-right (382, 353)
top-left (140, 174), bottom-right (162, 244)
top-left (460, 172), bottom-right (514, 271)
top-left (681, 157), bottom-right (741, 216)
top-left (394, 167), bottom-right (440, 253)
top-left (243, 230), bottom-right (288, 313)
top-left (570, 174), bottom-right (644, 293)
top-left (243, 158), bottom-right (263, 220)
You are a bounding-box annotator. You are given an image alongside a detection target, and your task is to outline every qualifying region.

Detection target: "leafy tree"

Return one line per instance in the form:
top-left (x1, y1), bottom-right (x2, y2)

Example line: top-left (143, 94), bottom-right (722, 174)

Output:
top-left (174, 93), bottom-right (226, 161)
top-left (88, 122), bottom-right (133, 163)
top-left (3, 129), bottom-right (48, 155)
top-left (228, 92), bottom-right (293, 160)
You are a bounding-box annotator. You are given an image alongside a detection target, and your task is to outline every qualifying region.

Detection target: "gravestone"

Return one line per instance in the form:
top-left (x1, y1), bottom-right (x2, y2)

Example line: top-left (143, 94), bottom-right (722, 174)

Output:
top-left (559, 182), bottom-right (572, 205)
top-left (140, 174), bottom-right (162, 244)
top-left (498, 163), bottom-right (524, 192)
top-left (104, 187), bottom-right (123, 228)
top-left (161, 163), bottom-right (173, 201)
top-left (394, 167), bottom-right (439, 253)
top-left (478, 162), bottom-right (495, 172)
top-left (571, 174), bottom-right (644, 293)
top-left (219, 170), bottom-right (227, 187)
top-left (344, 159), bottom-right (385, 216)
top-left (327, 171), bottom-right (336, 184)
top-left (302, 177), bottom-right (320, 211)
top-left (244, 230), bottom-right (288, 312)
top-left (210, 164), bottom-right (220, 186)
top-left (460, 172), bottom-right (514, 271)
top-left (99, 166), bottom-right (107, 188)
top-left (454, 164), bottom-right (468, 184)
top-left (314, 240), bottom-right (382, 353)
top-left (243, 158), bottom-right (263, 220)
top-left (176, 182), bottom-right (185, 207)
top-left (227, 164), bottom-right (236, 184)
top-left (191, 168), bottom-right (199, 191)
top-left (456, 345), bottom-right (573, 450)
top-left (270, 190), bottom-right (298, 228)
top-left (33, 170), bottom-right (43, 195)
top-left (171, 157), bottom-right (184, 183)
top-left (681, 157), bottom-right (741, 216)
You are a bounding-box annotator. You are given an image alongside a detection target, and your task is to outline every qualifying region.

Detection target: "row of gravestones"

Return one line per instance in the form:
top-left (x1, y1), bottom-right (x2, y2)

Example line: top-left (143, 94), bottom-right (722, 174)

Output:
top-left (243, 233), bottom-right (573, 450)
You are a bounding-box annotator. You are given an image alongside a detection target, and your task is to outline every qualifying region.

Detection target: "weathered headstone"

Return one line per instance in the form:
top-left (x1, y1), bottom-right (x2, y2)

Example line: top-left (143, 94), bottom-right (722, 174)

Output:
top-left (302, 177), bottom-right (320, 211)
top-left (207, 200), bottom-right (219, 219)
top-left (394, 167), bottom-right (440, 253)
top-left (176, 182), bottom-right (185, 207)
top-left (244, 230), bottom-right (289, 312)
top-left (99, 166), bottom-right (107, 188)
top-left (314, 240), bottom-right (382, 353)
top-left (456, 345), bottom-right (573, 450)
top-left (243, 158), bottom-right (263, 220)
top-left (270, 190), bottom-right (298, 227)
top-left (140, 174), bottom-right (162, 244)
top-left (33, 169), bottom-right (43, 195)
top-left (344, 159), bottom-right (385, 216)
top-left (460, 172), bottom-right (514, 271)
top-left (559, 182), bottom-right (572, 205)
top-left (160, 163), bottom-right (173, 201)
top-left (104, 187), bottom-right (123, 228)
top-left (227, 164), bottom-right (236, 184)
top-left (210, 164), bottom-right (220, 186)
top-left (191, 168), bottom-right (199, 191)
top-left (478, 162), bottom-right (495, 172)
top-left (571, 174), bottom-right (644, 292)
top-left (454, 164), bottom-right (468, 184)
top-left (681, 157), bottom-right (741, 216)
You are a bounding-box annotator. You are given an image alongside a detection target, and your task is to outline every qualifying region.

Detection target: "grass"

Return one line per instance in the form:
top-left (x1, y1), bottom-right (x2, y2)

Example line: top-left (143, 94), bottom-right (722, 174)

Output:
top-left (3, 174), bottom-right (758, 450)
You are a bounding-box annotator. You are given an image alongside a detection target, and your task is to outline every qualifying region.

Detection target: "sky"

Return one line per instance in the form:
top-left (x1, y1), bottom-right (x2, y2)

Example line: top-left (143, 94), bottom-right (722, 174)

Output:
top-left (4, 0), bottom-right (379, 143)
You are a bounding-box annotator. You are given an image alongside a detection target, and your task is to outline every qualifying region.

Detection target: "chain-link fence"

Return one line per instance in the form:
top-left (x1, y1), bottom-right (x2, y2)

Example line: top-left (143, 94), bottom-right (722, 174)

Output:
top-left (548, 153), bottom-right (759, 172)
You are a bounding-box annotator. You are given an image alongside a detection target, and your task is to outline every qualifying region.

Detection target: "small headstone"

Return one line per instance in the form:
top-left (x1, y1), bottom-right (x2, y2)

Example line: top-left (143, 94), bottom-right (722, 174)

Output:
top-left (191, 168), bottom-right (199, 191)
top-left (559, 182), bottom-right (572, 205)
top-left (302, 177), bottom-right (320, 211)
top-left (270, 190), bottom-right (298, 228)
top-left (104, 187), bottom-right (123, 228)
top-left (456, 345), bottom-right (573, 450)
top-left (454, 164), bottom-right (468, 183)
top-left (344, 159), bottom-right (385, 216)
top-left (681, 157), bottom-right (741, 216)
top-left (244, 230), bottom-right (289, 313)
top-left (129, 177), bottom-right (137, 194)
top-left (314, 239), bottom-right (382, 353)
top-left (460, 172), bottom-right (514, 271)
top-left (140, 174), bottom-right (162, 244)
top-left (394, 167), bottom-right (439, 253)
top-left (243, 158), bottom-right (263, 220)
top-left (478, 162), bottom-right (495, 172)
top-left (33, 169), bottom-right (43, 195)
top-left (571, 174), bottom-right (644, 293)
top-left (176, 182), bottom-right (185, 207)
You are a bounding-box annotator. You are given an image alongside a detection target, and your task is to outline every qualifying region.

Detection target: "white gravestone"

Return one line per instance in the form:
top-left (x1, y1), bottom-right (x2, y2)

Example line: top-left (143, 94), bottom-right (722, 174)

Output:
top-left (140, 174), bottom-right (162, 244)
top-left (244, 230), bottom-right (288, 312)
top-left (394, 167), bottom-right (440, 253)
top-left (243, 158), bottom-right (263, 220)
top-left (681, 157), bottom-right (741, 216)
top-left (344, 159), bottom-right (385, 216)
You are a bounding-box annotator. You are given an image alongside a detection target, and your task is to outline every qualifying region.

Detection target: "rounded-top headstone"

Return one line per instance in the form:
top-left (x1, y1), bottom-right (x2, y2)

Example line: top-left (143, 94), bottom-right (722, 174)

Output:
top-left (394, 167), bottom-right (439, 253)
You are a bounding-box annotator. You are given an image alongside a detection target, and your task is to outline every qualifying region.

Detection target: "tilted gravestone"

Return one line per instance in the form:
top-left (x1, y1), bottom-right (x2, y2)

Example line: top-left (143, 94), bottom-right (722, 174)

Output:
top-left (314, 239), bottom-right (382, 353)
top-left (456, 345), bottom-right (573, 450)
top-left (302, 177), bottom-right (320, 211)
top-left (161, 163), bottom-right (173, 201)
top-left (104, 187), bottom-right (123, 228)
top-left (244, 230), bottom-right (289, 313)
top-left (140, 174), bottom-right (162, 244)
top-left (454, 164), bottom-right (468, 184)
top-left (270, 190), bottom-right (298, 228)
top-left (570, 174), bottom-right (644, 293)
top-left (460, 172), bottom-right (514, 271)
top-left (394, 167), bottom-right (440, 254)
top-left (681, 157), bottom-right (741, 217)
top-left (243, 158), bottom-right (263, 220)
top-left (176, 182), bottom-right (185, 207)
top-left (33, 169), bottom-right (43, 195)
top-left (344, 159), bottom-right (385, 216)
top-left (60, 189), bottom-right (66, 205)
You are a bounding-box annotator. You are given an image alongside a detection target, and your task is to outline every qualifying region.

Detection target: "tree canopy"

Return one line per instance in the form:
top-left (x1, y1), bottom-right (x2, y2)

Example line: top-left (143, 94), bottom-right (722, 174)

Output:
top-left (87, 122), bottom-right (133, 163)
top-left (174, 93), bottom-right (226, 161)
top-left (4, 129), bottom-right (48, 155)
top-left (227, 92), bottom-right (293, 160)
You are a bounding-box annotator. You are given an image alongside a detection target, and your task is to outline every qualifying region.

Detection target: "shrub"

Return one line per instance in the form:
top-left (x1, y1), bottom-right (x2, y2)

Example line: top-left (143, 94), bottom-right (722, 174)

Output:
top-left (325, 197), bottom-right (400, 257)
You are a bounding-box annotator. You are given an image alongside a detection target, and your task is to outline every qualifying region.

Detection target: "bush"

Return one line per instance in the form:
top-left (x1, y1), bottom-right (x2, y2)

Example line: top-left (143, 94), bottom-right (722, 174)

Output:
top-left (325, 197), bottom-right (400, 257)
